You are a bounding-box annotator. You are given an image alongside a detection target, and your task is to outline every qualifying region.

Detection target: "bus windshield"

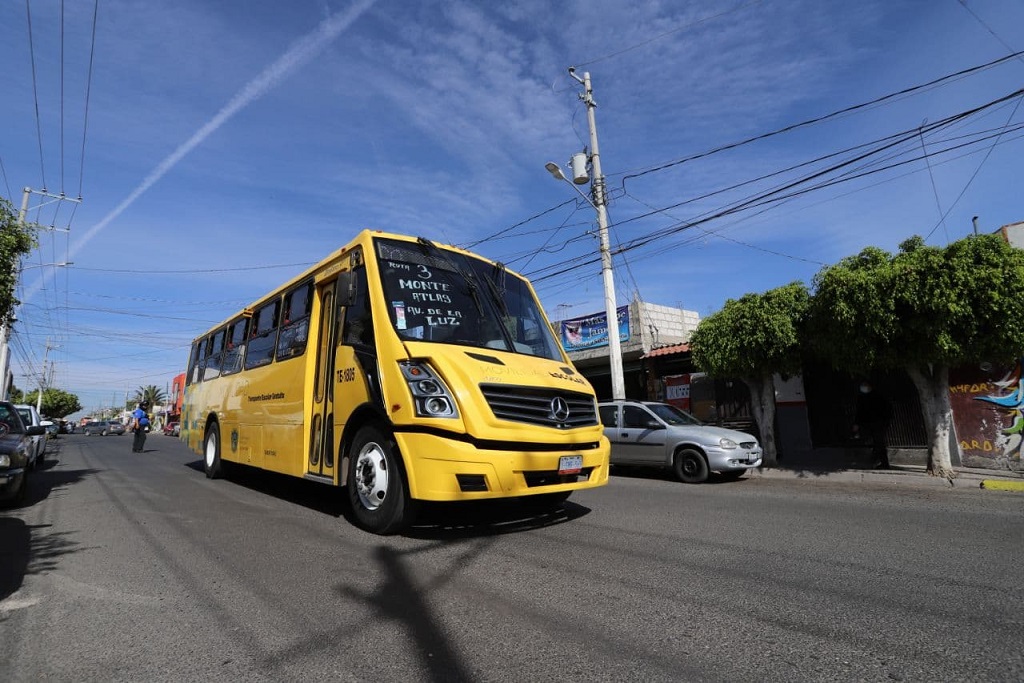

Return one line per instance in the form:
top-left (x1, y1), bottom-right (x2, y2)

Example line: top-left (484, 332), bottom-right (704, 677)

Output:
top-left (375, 237), bottom-right (564, 361)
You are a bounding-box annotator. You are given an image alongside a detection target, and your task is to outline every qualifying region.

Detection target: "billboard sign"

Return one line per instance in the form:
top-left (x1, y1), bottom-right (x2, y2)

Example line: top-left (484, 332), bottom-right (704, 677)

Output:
top-left (560, 306), bottom-right (630, 351)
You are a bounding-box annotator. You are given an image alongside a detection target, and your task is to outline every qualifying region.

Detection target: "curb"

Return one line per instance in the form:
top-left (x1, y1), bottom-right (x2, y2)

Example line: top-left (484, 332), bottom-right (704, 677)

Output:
top-left (979, 479), bottom-right (1024, 492)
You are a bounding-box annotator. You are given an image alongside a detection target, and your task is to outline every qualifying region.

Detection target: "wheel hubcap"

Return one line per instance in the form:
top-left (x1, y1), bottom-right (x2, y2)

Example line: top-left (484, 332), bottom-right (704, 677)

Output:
top-left (354, 442), bottom-right (389, 511)
top-left (205, 436), bottom-right (215, 467)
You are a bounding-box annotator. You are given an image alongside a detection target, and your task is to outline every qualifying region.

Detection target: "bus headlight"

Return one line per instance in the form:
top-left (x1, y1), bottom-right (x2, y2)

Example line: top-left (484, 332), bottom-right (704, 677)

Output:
top-left (0, 454), bottom-right (9, 467)
top-left (398, 361), bottom-right (459, 419)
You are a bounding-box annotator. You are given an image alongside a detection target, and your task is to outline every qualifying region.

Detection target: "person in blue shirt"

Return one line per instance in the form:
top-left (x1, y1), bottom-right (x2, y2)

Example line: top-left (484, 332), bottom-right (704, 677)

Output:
top-left (131, 401), bottom-right (151, 453)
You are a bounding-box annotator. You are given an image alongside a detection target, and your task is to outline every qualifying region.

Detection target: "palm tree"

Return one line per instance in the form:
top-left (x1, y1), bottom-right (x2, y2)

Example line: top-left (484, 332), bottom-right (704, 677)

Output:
top-left (133, 385), bottom-right (167, 408)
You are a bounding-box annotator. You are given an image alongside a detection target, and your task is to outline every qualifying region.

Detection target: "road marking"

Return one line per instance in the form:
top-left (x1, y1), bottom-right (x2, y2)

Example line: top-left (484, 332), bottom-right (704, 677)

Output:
top-left (979, 479), bottom-right (1024, 492)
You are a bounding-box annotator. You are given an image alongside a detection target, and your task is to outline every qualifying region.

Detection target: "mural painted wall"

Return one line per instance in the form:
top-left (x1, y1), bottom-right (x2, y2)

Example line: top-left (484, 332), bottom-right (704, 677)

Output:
top-left (949, 360), bottom-right (1022, 471)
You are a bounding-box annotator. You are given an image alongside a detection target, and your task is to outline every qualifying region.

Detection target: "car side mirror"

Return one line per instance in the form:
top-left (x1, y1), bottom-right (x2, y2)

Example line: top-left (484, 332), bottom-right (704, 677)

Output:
top-left (646, 420), bottom-right (664, 430)
top-left (27, 425), bottom-right (46, 436)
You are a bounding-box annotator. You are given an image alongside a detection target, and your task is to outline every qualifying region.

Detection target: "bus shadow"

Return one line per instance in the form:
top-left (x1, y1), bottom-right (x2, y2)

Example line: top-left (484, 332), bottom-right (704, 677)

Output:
top-left (403, 499), bottom-right (591, 540)
top-left (184, 460), bottom-right (346, 517)
top-left (185, 459), bottom-right (591, 538)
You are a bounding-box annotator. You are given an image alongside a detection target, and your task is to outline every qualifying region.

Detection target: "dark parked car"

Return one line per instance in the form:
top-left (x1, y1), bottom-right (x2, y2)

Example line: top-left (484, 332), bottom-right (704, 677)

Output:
top-left (83, 420), bottom-right (111, 436)
top-left (0, 401), bottom-right (47, 505)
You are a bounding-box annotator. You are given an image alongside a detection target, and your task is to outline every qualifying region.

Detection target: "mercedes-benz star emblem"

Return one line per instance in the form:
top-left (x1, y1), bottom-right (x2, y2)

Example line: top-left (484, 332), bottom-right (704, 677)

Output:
top-left (550, 396), bottom-right (570, 422)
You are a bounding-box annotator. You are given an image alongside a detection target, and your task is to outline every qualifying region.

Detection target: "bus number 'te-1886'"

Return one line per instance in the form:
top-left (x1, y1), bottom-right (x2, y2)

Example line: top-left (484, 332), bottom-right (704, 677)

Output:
top-left (337, 367), bottom-right (356, 383)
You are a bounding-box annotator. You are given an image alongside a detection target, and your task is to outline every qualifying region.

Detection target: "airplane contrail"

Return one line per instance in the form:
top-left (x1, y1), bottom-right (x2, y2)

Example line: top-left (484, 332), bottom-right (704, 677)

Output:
top-left (25, 0), bottom-right (376, 300)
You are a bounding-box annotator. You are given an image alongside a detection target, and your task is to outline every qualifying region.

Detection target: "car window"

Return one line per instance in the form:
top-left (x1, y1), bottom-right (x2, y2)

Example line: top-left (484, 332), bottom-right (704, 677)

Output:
top-left (647, 403), bottom-right (703, 426)
top-left (623, 405), bottom-right (654, 428)
top-left (598, 405), bottom-right (619, 428)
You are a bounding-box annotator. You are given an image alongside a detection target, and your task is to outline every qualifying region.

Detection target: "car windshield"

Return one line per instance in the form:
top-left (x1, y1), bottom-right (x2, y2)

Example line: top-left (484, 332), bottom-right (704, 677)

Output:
top-left (0, 405), bottom-right (26, 433)
top-left (374, 237), bottom-right (564, 361)
top-left (648, 403), bottom-right (703, 426)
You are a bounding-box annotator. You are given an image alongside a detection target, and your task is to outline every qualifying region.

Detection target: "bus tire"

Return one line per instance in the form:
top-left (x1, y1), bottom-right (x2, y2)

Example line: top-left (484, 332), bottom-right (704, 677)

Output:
top-left (204, 422), bottom-right (224, 479)
top-left (346, 425), bottom-right (413, 535)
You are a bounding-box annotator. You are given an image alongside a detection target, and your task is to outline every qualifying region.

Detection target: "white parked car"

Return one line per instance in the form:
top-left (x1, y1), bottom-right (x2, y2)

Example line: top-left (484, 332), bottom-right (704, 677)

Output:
top-left (14, 404), bottom-right (47, 468)
top-left (598, 400), bottom-right (762, 483)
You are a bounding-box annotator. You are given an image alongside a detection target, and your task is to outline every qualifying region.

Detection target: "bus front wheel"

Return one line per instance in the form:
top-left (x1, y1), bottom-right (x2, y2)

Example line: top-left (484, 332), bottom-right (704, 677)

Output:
top-left (346, 425), bottom-right (414, 535)
top-left (204, 422), bottom-right (225, 479)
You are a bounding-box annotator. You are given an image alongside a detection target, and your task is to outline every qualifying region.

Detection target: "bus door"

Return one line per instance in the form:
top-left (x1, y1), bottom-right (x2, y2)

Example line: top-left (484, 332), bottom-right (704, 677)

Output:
top-left (334, 265), bottom-right (377, 447)
top-left (309, 279), bottom-right (339, 480)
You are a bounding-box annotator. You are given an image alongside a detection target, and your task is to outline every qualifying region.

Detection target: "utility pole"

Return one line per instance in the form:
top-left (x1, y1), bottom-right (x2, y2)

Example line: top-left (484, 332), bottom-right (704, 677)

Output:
top-left (569, 68), bottom-right (626, 401)
top-left (36, 338), bottom-right (58, 414)
top-left (0, 187), bottom-right (80, 400)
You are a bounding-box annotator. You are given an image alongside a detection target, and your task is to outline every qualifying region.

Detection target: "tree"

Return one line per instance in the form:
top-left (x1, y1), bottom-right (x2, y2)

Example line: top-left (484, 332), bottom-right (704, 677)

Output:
top-left (133, 385), bottom-right (166, 407)
top-left (807, 234), bottom-right (1024, 479)
top-left (690, 282), bottom-right (810, 466)
top-left (0, 197), bottom-right (39, 326)
top-left (20, 388), bottom-right (82, 418)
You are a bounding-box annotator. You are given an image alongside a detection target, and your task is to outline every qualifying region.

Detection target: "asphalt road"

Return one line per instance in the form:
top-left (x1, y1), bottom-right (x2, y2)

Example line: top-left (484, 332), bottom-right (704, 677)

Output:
top-left (2, 434), bottom-right (1022, 682)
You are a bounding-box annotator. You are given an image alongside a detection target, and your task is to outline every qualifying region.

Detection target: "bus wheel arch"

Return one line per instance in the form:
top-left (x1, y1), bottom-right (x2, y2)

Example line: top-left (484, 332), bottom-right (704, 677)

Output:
top-left (344, 420), bottom-right (416, 535)
top-left (204, 416), bottom-right (225, 479)
top-left (338, 404), bottom-right (392, 487)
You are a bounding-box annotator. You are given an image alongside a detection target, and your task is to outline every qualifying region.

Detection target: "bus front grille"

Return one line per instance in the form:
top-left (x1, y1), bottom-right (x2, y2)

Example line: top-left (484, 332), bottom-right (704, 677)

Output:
top-left (479, 384), bottom-right (598, 429)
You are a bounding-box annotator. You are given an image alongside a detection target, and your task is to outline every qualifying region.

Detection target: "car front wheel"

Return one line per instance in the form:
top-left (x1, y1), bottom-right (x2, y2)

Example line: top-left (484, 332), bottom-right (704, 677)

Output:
top-left (673, 448), bottom-right (709, 484)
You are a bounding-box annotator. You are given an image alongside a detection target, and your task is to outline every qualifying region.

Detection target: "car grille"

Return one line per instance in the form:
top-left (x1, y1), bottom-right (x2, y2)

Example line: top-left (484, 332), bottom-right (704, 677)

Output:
top-left (479, 384), bottom-right (598, 429)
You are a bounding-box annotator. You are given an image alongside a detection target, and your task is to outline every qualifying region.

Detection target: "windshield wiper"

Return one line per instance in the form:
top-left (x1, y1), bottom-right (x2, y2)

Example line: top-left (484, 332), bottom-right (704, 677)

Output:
top-left (415, 237), bottom-right (484, 316)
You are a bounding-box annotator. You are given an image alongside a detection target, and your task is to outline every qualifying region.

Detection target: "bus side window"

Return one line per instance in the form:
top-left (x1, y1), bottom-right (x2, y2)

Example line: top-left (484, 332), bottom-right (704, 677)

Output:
top-left (244, 300), bottom-right (279, 370)
top-left (202, 329), bottom-right (226, 381)
top-left (187, 340), bottom-right (202, 385)
top-left (341, 268), bottom-right (373, 347)
top-left (276, 282), bottom-right (312, 361)
top-left (222, 318), bottom-right (248, 376)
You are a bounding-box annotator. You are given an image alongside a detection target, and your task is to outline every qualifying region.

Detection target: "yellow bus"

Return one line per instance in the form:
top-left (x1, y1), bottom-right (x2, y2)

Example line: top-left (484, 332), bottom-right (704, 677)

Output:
top-left (182, 230), bottom-right (610, 533)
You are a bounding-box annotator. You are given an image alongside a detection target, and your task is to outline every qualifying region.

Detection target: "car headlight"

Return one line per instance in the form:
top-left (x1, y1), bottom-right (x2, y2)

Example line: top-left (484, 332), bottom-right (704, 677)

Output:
top-left (398, 361), bottom-right (459, 419)
top-left (0, 454), bottom-right (9, 467)
top-left (719, 438), bottom-right (738, 449)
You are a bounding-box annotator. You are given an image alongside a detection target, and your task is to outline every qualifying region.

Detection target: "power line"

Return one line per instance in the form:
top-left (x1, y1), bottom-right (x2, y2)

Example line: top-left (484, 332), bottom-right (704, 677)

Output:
top-left (25, 0), bottom-right (48, 190)
top-left (71, 262), bottom-right (316, 274)
top-left (527, 105), bottom-right (1024, 283)
top-left (460, 197), bottom-right (576, 249)
top-left (77, 0), bottom-right (99, 199)
top-left (616, 49), bottom-right (1024, 186)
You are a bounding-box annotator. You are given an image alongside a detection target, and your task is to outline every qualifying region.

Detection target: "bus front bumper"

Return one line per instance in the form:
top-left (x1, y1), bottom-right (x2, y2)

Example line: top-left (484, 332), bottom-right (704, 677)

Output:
top-left (393, 431), bottom-right (610, 502)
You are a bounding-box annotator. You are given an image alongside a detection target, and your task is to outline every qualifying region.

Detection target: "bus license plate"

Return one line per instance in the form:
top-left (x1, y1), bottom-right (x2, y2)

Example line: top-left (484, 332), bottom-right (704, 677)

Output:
top-left (558, 455), bottom-right (583, 475)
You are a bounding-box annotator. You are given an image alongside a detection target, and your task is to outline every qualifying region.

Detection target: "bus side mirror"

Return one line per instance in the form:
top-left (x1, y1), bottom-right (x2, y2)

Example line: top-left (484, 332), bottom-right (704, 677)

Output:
top-left (337, 271), bottom-right (356, 307)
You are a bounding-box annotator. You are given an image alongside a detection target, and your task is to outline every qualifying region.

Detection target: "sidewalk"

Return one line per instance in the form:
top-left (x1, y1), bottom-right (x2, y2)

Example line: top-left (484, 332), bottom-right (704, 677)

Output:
top-left (748, 462), bottom-right (1024, 491)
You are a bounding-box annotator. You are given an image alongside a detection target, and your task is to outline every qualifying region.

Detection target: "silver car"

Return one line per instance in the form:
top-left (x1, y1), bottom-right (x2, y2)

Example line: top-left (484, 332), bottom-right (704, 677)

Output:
top-left (598, 400), bottom-right (762, 483)
top-left (14, 404), bottom-right (47, 468)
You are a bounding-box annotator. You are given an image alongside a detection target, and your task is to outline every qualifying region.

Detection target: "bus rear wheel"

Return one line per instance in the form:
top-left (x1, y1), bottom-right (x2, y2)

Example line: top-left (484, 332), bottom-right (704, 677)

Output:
top-left (346, 425), bottom-right (414, 535)
top-left (204, 422), bottom-right (225, 479)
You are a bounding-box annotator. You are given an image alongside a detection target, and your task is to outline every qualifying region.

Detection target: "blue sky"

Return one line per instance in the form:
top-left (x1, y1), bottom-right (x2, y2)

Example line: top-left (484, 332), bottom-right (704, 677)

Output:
top-left (1, 0), bottom-right (1022, 416)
